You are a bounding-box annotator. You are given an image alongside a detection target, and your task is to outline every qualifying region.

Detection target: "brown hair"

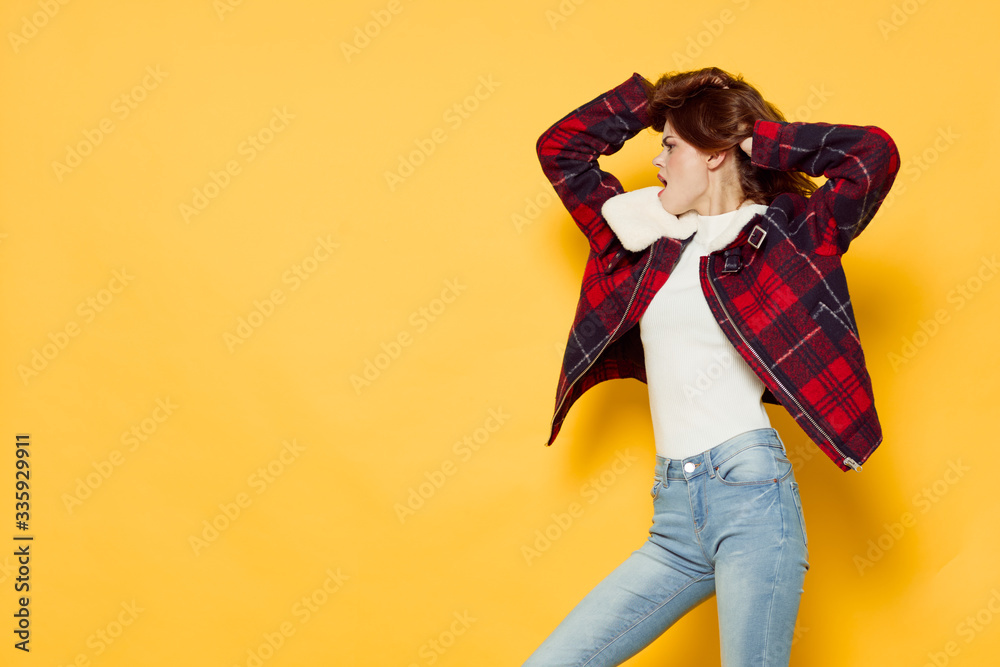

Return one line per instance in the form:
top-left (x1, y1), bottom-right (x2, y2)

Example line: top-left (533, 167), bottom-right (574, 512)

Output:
top-left (640, 66), bottom-right (817, 205)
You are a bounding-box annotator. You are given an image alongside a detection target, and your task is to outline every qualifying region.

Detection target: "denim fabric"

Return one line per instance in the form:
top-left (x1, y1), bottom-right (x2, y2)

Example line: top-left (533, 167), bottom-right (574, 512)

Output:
top-left (523, 427), bottom-right (809, 666)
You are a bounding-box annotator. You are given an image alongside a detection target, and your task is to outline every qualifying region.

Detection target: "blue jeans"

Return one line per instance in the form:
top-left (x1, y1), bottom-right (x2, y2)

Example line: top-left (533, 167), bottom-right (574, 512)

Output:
top-left (522, 428), bottom-right (809, 666)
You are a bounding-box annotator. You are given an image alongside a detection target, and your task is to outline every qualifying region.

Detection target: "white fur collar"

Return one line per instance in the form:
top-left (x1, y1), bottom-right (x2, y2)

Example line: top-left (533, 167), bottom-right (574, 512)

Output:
top-left (601, 186), bottom-right (769, 253)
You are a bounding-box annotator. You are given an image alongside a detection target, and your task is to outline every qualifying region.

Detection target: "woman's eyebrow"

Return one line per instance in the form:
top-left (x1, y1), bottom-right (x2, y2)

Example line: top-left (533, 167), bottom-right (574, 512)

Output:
top-left (661, 135), bottom-right (674, 146)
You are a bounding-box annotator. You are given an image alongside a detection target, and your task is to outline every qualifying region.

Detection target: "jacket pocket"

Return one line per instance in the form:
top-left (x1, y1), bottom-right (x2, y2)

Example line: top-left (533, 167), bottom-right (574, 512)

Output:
top-left (810, 302), bottom-right (864, 365)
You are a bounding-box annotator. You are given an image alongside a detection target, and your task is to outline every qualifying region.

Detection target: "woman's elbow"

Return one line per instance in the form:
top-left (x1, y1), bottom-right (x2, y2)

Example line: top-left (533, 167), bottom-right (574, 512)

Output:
top-left (868, 125), bottom-right (901, 182)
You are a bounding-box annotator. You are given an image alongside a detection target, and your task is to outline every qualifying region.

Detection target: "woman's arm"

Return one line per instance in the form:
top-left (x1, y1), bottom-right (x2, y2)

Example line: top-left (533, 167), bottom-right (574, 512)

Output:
top-left (749, 119), bottom-right (900, 256)
top-left (535, 72), bottom-right (652, 258)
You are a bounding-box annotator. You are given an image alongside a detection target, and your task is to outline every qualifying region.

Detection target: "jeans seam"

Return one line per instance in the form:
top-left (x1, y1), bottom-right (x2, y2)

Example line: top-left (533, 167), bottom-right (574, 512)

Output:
top-left (790, 482), bottom-right (808, 550)
top-left (761, 481), bottom-right (798, 666)
top-left (683, 482), bottom-right (715, 565)
top-left (761, 517), bottom-right (787, 666)
top-left (579, 573), bottom-right (715, 667)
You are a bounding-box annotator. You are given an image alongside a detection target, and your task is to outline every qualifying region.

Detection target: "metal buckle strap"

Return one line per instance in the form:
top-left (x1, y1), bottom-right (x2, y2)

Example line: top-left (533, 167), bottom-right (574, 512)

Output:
top-left (747, 224), bottom-right (767, 249)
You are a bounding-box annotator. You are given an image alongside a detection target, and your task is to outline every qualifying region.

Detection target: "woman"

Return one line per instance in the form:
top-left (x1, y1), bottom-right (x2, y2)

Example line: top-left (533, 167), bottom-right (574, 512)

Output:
top-left (524, 68), bottom-right (899, 666)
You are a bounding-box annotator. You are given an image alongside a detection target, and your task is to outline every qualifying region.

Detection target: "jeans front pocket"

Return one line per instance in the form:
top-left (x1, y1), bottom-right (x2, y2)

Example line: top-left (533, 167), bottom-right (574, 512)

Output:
top-left (715, 444), bottom-right (790, 486)
top-left (650, 475), bottom-right (663, 500)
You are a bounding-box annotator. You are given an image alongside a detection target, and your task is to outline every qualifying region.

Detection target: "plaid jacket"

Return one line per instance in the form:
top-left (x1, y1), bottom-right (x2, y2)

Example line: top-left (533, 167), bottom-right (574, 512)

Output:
top-left (536, 72), bottom-right (900, 472)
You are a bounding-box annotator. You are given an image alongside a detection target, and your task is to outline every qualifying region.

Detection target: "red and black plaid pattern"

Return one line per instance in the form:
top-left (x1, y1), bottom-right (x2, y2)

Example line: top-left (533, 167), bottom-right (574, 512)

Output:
top-left (536, 72), bottom-right (900, 472)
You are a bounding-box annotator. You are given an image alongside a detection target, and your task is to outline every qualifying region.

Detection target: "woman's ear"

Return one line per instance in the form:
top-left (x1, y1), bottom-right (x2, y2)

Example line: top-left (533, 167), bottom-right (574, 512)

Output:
top-left (705, 148), bottom-right (733, 171)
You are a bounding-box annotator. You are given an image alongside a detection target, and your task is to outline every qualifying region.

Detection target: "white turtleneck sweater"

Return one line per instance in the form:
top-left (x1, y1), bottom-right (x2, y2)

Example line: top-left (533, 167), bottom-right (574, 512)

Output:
top-left (638, 205), bottom-right (773, 460)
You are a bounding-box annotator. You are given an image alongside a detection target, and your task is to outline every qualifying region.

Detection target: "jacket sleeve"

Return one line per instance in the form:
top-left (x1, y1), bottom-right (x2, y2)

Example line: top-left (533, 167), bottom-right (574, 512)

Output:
top-left (535, 72), bottom-right (653, 258)
top-left (750, 119), bottom-right (900, 256)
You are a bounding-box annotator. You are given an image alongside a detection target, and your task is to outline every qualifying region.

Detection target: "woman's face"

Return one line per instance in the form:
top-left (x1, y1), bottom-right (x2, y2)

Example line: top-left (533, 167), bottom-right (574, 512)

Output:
top-left (652, 121), bottom-right (710, 217)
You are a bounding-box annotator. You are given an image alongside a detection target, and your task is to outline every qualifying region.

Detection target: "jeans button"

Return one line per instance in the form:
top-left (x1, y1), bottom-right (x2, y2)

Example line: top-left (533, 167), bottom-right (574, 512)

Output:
top-left (683, 462), bottom-right (696, 473)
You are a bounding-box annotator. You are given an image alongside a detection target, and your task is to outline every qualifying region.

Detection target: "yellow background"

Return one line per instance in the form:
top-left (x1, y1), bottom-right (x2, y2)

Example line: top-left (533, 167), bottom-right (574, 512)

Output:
top-left (2, 0), bottom-right (998, 665)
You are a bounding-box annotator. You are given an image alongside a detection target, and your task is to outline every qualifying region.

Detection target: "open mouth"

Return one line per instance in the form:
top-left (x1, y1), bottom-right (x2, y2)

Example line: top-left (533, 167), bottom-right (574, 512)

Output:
top-left (657, 174), bottom-right (667, 186)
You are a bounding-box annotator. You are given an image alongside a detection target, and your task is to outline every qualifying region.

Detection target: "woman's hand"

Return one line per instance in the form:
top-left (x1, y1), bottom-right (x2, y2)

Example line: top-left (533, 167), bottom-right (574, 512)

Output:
top-left (740, 136), bottom-right (753, 156)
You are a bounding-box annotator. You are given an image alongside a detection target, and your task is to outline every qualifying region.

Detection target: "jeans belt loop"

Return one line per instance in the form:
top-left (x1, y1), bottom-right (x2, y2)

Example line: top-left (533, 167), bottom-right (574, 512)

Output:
top-left (773, 429), bottom-right (786, 456)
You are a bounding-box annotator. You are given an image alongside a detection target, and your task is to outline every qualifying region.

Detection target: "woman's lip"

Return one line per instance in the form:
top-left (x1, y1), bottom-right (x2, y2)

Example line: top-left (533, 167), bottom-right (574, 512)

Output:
top-left (658, 187), bottom-right (665, 196)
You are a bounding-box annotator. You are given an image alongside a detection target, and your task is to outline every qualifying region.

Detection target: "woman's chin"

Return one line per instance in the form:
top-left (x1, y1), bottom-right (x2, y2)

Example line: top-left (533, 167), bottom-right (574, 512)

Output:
top-left (658, 193), bottom-right (678, 216)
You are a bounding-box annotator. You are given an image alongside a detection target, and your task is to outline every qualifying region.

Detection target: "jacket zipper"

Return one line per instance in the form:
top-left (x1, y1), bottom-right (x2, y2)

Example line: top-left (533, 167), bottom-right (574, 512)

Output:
top-left (704, 256), bottom-right (863, 472)
top-left (548, 244), bottom-right (661, 442)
